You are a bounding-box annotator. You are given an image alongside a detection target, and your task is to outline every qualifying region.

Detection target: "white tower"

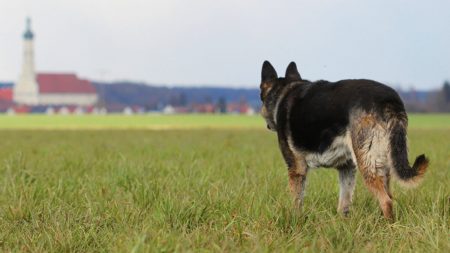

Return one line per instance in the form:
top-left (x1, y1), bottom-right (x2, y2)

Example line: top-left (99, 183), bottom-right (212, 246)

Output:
top-left (14, 17), bottom-right (39, 105)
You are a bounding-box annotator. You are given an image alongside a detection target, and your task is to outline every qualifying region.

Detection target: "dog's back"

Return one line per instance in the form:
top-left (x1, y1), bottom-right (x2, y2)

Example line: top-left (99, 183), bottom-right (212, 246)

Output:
top-left (281, 79), bottom-right (428, 183)
top-left (280, 79), bottom-right (403, 153)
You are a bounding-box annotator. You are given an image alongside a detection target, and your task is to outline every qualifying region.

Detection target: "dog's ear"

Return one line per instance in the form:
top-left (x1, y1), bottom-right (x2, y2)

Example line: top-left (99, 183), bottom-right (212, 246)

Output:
top-left (261, 60), bottom-right (278, 83)
top-left (285, 62), bottom-right (302, 81)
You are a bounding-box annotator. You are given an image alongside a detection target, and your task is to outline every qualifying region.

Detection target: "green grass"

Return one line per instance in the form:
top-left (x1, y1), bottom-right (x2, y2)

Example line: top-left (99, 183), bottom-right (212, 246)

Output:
top-left (0, 114), bottom-right (263, 130)
top-left (0, 113), bottom-right (447, 130)
top-left (0, 115), bottom-right (449, 252)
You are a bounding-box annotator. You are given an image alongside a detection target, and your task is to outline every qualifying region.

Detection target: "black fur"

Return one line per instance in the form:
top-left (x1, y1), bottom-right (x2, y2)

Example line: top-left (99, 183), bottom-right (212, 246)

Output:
top-left (261, 61), bottom-right (278, 83)
top-left (260, 61), bottom-right (429, 219)
top-left (285, 62), bottom-right (302, 81)
top-left (277, 79), bottom-right (404, 153)
top-left (390, 122), bottom-right (429, 180)
top-left (259, 61), bottom-right (428, 175)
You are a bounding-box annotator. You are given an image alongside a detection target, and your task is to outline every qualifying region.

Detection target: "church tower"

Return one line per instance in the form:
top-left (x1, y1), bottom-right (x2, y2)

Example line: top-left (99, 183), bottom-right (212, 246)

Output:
top-left (14, 17), bottom-right (39, 105)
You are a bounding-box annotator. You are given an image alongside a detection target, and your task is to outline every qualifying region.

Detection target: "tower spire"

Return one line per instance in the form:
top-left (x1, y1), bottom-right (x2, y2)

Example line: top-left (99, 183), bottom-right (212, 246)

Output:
top-left (23, 17), bottom-right (34, 40)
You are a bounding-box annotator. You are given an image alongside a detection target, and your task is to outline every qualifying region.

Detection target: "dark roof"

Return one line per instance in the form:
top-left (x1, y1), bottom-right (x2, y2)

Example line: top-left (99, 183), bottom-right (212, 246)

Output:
top-left (37, 73), bottom-right (97, 94)
top-left (29, 106), bottom-right (49, 113)
top-left (0, 82), bottom-right (13, 88)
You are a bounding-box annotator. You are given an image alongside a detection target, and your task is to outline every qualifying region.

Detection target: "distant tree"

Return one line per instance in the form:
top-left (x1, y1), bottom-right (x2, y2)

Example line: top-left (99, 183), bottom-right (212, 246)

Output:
top-left (204, 95), bottom-right (212, 104)
top-left (431, 81), bottom-right (450, 112)
top-left (443, 81), bottom-right (450, 102)
top-left (217, 97), bottom-right (227, 113)
top-left (169, 93), bottom-right (188, 106)
top-left (239, 95), bottom-right (247, 105)
top-left (179, 92), bottom-right (188, 106)
top-left (168, 95), bottom-right (177, 106)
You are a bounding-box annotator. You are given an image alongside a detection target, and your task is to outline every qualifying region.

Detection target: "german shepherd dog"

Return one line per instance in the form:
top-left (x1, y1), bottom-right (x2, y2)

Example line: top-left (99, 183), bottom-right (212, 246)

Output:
top-left (259, 61), bottom-right (429, 220)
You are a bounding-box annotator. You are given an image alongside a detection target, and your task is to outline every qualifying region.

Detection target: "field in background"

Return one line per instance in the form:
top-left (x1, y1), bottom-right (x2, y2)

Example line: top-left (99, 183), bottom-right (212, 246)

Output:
top-left (0, 115), bottom-right (263, 130)
top-left (0, 115), bottom-right (448, 252)
top-left (0, 113), bottom-right (449, 129)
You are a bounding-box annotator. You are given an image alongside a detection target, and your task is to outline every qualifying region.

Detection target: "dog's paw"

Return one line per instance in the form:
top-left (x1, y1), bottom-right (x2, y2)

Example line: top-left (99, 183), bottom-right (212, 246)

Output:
top-left (342, 207), bottom-right (350, 217)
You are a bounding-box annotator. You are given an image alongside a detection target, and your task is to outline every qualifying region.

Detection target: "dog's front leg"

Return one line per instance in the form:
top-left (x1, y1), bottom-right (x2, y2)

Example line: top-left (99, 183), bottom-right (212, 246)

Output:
top-left (279, 137), bottom-right (308, 209)
top-left (288, 167), bottom-right (307, 209)
top-left (337, 161), bottom-right (356, 216)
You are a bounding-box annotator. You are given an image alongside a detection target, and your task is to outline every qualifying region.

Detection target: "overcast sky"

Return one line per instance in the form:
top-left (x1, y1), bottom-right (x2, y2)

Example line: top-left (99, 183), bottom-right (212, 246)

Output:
top-left (0, 0), bottom-right (449, 89)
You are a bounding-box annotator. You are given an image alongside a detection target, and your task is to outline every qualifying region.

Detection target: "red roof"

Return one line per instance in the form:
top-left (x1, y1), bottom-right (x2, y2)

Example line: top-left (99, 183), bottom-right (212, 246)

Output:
top-left (0, 88), bottom-right (12, 101)
top-left (37, 73), bottom-right (97, 94)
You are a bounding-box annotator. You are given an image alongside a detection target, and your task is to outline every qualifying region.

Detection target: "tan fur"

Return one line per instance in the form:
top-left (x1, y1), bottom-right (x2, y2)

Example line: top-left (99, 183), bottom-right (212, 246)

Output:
top-left (287, 154), bottom-right (308, 209)
top-left (288, 169), bottom-right (306, 209)
top-left (365, 175), bottom-right (394, 220)
top-left (351, 112), bottom-right (395, 220)
top-left (260, 82), bottom-right (272, 99)
top-left (414, 159), bottom-right (429, 180)
top-left (394, 157), bottom-right (429, 188)
top-left (260, 105), bottom-right (269, 118)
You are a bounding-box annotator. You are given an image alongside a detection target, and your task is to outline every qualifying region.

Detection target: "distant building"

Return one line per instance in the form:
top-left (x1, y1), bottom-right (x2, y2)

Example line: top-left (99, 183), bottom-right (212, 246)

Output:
top-left (191, 103), bottom-right (215, 113)
top-left (227, 102), bottom-right (254, 114)
top-left (0, 82), bottom-right (14, 112)
top-left (37, 73), bottom-right (97, 105)
top-left (163, 105), bottom-right (175, 114)
top-left (13, 18), bottom-right (98, 106)
top-left (0, 82), bottom-right (13, 101)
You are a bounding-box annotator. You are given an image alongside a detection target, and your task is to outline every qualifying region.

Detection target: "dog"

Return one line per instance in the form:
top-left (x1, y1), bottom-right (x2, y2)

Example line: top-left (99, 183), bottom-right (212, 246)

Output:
top-left (259, 61), bottom-right (429, 220)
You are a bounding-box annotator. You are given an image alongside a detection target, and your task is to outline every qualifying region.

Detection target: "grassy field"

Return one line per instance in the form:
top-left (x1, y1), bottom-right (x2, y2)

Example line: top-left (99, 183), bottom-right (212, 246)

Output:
top-left (0, 115), bottom-right (263, 130)
top-left (0, 115), bottom-right (448, 252)
top-left (0, 113), bottom-right (448, 129)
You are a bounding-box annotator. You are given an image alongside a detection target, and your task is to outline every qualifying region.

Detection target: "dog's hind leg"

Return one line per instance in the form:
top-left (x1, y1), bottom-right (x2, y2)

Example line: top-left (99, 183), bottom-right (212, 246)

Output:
top-left (362, 173), bottom-right (393, 220)
top-left (354, 152), bottom-right (394, 219)
top-left (351, 114), bottom-right (394, 220)
top-left (385, 171), bottom-right (393, 199)
top-left (337, 161), bottom-right (356, 216)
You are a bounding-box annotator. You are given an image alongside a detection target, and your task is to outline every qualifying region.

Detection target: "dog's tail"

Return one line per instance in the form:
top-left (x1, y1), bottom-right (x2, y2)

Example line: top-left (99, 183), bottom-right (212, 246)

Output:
top-left (389, 117), bottom-right (429, 187)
